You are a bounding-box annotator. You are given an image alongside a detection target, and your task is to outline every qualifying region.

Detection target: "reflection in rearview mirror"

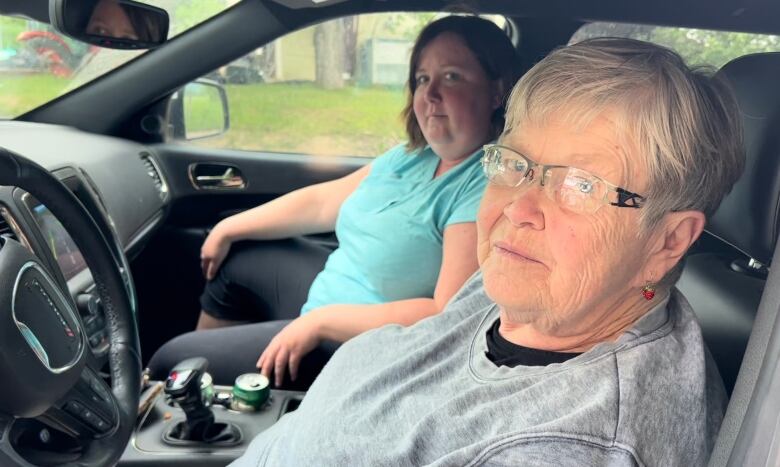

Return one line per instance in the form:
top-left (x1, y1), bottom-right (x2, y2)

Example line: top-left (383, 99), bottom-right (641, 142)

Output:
top-left (50, 0), bottom-right (169, 49)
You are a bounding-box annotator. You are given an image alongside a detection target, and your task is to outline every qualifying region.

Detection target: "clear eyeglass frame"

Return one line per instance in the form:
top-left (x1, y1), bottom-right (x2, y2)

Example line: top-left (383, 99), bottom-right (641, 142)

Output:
top-left (481, 144), bottom-right (646, 214)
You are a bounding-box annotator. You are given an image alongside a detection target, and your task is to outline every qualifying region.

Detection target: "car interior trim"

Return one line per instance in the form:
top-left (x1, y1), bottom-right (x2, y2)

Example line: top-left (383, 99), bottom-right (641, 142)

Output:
top-left (0, 207), bottom-right (33, 253)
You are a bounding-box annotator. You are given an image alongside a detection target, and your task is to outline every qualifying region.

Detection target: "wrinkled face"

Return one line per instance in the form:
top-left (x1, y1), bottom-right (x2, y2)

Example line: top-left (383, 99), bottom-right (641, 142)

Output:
top-left (477, 111), bottom-right (653, 336)
top-left (87, 0), bottom-right (138, 40)
top-left (412, 32), bottom-right (499, 161)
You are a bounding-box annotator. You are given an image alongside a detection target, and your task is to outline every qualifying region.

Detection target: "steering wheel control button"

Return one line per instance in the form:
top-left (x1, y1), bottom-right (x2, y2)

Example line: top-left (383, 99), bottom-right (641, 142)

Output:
top-left (77, 293), bottom-right (108, 348)
top-left (64, 400), bottom-right (83, 416)
top-left (231, 373), bottom-right (270, 411)
top-left (89, 377), bottom-right (112, 403)
top-left (64, 400), bottom-right (110, 433)
top-left (76, 293), bottom-right (101, 317)
top-left (91, 417), bottom-right (110, 432)
top-left (12, 262), bottom-right (83, 373)
top-left (82, 384), bottom-right (110, 409)
top-left (89, 334), bottom-right (103, 348)
top-left (75, 370), bottom-right (118, 424)
top-left (82, 409), bottom-right (108, 432)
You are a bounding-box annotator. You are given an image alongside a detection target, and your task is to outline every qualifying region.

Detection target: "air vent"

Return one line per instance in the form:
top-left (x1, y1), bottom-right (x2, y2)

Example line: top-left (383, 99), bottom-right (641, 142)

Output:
top-left (139, 151), bottom-right (169, 201)
top-left (0, 212), bottom-right (18, 242)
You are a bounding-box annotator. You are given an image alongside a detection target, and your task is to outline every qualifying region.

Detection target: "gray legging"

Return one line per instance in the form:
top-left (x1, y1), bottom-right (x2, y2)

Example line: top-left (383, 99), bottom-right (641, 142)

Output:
top-left (147, 237), bottom-right (337, 390)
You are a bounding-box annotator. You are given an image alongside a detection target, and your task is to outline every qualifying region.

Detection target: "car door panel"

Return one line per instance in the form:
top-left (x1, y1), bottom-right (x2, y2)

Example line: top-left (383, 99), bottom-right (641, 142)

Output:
top-left (131, 144), bottom-right (365, 364)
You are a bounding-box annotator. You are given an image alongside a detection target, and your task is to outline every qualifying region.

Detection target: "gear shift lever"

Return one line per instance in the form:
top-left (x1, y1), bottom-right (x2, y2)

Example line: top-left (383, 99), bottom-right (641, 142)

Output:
top-left (164, 357), bottom-right (214, 440)
top-left (162, 357), bottom-right (242, 446)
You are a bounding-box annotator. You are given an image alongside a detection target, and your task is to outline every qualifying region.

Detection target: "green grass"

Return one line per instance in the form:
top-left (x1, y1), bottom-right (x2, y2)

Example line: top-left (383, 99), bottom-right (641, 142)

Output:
top-left (184, 86), bottom-right (225, 138)
top-left (195, 82), bottom-right (408, 157)
top-left (0, 74), bottom-right (70, 118)
top-left (2, 76), bottom-right (408, 157)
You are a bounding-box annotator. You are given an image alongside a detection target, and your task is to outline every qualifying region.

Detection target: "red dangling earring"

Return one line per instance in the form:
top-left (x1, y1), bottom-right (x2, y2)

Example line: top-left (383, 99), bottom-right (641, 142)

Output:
top-left (642, 282), bottom-right (656, 301)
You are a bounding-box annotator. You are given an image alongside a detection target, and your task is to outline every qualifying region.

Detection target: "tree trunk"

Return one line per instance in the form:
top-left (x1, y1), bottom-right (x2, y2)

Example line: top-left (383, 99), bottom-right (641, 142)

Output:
top-left (314, 20), bottom-right (344, 89)
top-left (259, 41), bottom-right (276, 81)
top-left (342, 17), bottom-right (357, 79)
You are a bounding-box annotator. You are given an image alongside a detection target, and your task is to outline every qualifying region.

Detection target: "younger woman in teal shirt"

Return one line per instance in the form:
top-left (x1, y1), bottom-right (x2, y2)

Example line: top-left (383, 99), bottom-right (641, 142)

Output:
top-left (300, 143), bottom-right (486, 314)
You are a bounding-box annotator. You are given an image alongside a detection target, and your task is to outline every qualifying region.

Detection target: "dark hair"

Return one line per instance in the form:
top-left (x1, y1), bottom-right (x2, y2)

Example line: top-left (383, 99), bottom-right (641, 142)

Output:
top-left (121, 3), bottom-right (163, 43)
top-left (403, 15), bottom-right (522, 150)
top-left (73, 0), bottom-right (99, 31)
top-left (79, 0), bottom-right (164, 43)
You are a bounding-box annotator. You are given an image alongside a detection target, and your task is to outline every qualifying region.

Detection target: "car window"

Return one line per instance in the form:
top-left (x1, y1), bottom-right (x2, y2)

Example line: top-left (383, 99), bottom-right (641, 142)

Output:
top-left (0, 0), bottom-right (232, 119)
top-left (571, 22), bottom-right (780, 69)
top-left (179, 13), bottom-right (507, 158)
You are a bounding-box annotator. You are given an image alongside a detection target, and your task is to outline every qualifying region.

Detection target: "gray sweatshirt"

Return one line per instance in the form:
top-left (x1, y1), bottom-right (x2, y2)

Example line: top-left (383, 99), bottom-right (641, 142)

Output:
top-left (231, 273), bottom-right (727, 466)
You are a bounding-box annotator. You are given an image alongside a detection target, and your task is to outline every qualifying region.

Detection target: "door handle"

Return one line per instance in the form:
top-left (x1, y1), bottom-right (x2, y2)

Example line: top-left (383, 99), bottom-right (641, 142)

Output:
top-left (189, 164), bottom-right (246, 190)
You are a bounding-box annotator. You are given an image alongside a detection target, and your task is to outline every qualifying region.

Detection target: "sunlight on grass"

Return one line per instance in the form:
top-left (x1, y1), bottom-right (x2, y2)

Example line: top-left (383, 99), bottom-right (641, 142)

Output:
top-left (3, 77), bottom-right (408, 157)
top-left (191, 82), bottom-right (408, 157)
top-left (0, 74), bottom-right (69, 118)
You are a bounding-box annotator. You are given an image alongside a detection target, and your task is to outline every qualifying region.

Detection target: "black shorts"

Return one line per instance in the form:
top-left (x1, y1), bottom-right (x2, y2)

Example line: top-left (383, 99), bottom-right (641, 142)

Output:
top-left (200, 237), bottom-right (334, 322)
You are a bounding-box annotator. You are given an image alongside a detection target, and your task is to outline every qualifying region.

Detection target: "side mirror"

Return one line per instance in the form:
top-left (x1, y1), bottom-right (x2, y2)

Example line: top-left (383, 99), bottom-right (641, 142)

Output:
top-left (49, 0), bottom-right (169, 49)
top-left (167, 80), bottom-right (230, 141)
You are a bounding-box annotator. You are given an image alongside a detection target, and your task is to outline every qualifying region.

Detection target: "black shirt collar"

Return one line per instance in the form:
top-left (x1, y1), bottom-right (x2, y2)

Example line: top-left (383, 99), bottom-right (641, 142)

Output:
top-left (485, 318), bottom-right (581, 367)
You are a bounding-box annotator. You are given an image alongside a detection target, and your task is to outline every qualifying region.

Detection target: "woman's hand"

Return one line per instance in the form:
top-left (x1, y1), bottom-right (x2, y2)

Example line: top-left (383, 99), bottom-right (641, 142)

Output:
top-left (200, 224), bottom-right (232, 280)
top-left (257, 313), bottom-right (322, 387)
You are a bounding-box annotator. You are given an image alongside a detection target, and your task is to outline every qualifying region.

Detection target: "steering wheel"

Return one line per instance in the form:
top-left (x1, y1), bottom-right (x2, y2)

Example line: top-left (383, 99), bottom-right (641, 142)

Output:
top-left (0, 147), bottom-right (140, 466)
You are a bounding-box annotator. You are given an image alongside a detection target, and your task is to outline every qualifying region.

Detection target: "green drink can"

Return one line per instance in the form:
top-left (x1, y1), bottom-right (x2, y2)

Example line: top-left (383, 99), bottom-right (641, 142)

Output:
top-left (231, 373), bottom-right (270, 411)
top-left (200, 371), bottom-right (214, 406)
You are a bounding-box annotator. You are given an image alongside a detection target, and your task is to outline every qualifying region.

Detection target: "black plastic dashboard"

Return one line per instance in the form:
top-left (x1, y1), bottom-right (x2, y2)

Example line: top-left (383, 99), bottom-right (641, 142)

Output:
top-left (0, 121), bottom-right (169, 352)
top-left (0, 122), bottom-right (168, 253)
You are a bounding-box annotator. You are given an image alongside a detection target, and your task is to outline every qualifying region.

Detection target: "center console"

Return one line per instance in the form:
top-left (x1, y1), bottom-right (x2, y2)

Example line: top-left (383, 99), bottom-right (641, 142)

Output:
top-left (120, 361), bottom-right (304, 466)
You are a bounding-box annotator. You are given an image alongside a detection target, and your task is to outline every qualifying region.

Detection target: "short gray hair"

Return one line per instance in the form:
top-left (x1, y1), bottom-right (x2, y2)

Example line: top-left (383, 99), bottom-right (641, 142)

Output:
top-left (504, 37), bottom-right (745, 284)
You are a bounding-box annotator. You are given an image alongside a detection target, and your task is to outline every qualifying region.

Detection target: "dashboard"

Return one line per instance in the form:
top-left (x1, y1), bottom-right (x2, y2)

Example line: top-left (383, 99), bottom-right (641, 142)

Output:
top-left (0, 121), bottom-right (169, 354)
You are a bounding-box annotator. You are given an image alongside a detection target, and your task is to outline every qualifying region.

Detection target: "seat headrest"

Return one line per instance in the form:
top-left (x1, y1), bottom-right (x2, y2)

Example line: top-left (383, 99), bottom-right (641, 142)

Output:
top-left (708, 53), bottom-right (780, 265)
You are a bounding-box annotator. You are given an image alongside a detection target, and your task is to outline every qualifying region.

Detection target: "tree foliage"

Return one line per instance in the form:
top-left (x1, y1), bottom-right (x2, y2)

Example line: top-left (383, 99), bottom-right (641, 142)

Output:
top-left (651, 28), bottom-right (780, 68)
top-left (146, 0), bottom-right (227, 36)
top-left (377, 13), bottom-right (438, 41)
top-left (571, 22), bottom-right (780, 69)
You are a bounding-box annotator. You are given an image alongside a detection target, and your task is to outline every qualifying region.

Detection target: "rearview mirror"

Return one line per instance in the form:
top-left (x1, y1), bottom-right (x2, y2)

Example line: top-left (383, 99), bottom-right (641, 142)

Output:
top-left (49, 0), bottom-right (169, 49)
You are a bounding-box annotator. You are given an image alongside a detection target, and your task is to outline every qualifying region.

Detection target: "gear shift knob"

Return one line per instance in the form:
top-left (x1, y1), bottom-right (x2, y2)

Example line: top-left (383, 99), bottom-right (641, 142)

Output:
top-left (164, 357), bottom-right (214, 440)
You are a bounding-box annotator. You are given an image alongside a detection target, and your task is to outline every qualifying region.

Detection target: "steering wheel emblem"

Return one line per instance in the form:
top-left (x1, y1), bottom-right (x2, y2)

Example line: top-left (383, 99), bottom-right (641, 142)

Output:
top-left (12, 261), bottom-right (84, 374)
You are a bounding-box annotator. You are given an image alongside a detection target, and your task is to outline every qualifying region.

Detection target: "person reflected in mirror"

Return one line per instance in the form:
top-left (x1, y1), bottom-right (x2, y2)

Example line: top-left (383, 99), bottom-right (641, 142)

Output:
top-left (228, 37), bottom-right (744, 466)
top-left (86, 0), bottom-right (139, 40)
top-left (85, 0), bottom-right (162, 43)
top-left (147, 15), bottom-right (522, 389)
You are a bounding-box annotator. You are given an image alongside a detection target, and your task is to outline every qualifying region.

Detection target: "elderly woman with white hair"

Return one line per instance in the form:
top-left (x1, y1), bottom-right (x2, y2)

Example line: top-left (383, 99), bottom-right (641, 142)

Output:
top-left (230, 37), bottom-right (744, 466)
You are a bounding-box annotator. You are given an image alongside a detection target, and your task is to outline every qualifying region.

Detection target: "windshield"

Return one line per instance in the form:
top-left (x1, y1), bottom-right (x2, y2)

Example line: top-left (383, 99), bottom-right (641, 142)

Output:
top-left (0, 0), bottom-right (231, 119)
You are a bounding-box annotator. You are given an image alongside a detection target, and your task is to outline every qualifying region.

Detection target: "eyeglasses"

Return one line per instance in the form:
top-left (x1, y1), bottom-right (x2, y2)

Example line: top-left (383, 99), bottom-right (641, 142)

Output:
top-left (481, 144), bottom-right (646, 214)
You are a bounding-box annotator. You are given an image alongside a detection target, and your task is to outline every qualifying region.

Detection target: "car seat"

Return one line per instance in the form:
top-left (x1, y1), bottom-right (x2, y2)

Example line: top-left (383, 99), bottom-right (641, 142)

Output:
top-left (677, 52), bottom-right (780, 395)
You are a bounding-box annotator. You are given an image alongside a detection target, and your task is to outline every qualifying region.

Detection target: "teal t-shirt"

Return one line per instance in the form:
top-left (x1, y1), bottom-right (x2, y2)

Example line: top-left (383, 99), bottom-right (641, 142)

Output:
top-left (300, 143), bottom-right (487, 314)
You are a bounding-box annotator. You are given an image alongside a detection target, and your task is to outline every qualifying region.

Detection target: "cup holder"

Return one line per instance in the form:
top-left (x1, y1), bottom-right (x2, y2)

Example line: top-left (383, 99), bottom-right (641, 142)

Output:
top-left (281, 395), bottom-right (303, 416)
